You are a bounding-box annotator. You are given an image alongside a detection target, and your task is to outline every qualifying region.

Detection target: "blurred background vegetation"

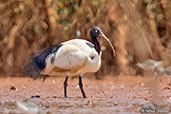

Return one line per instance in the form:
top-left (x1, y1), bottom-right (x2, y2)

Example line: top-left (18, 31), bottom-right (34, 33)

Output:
top-left (0, 0), bottom-right (171, 77)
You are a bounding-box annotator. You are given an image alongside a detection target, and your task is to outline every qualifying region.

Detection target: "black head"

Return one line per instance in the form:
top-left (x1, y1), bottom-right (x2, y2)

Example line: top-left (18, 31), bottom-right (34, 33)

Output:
top-left (90, 27), bottom-right (102, 37)
top-left (89, 26), bottom-right (116, 57)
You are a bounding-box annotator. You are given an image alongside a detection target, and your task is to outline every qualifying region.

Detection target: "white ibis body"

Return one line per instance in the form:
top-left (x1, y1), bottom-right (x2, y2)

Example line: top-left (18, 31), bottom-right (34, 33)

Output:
top-left (42, 39), bottom-right (102, 77)
top-left (136, 59), bottom-right (163, 71)
top-left (24, 27), bottom-right (115, 98)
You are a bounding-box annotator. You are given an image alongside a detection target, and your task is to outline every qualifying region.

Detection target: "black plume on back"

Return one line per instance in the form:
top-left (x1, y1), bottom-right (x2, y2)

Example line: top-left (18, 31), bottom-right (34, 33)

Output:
top-left (24, 44), bottom-right (63, 80)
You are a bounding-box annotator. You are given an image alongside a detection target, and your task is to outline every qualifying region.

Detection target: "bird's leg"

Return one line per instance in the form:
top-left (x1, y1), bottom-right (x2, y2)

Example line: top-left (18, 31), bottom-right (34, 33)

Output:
top-left (42, 75), bottom-right (49, 82)
top-left (79, 75), bottom-right (86, 98)
top-left (64, 76), bottom-right (68, 98)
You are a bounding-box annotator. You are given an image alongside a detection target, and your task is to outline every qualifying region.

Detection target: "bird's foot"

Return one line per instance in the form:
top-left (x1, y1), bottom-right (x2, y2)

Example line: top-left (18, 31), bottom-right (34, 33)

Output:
top-left (31, 95), bottom-right (40, 98)
top-left (83, 95), bottom-right (86, 98)
top-left (52, 96), bottom-right (73, 99)
top-left (64, 96), bottom-right (73, 99)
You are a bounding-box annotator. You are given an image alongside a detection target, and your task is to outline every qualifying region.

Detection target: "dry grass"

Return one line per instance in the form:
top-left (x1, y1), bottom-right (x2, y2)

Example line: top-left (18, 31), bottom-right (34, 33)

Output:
top-left (0, 0), bottom-right (171, 77)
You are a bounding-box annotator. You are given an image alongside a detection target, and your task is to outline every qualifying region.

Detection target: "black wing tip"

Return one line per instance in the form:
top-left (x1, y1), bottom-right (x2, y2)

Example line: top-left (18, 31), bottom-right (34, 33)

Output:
top-left (23, 43), bottom-right (63, 80)
top-left (23, 60), bottom-right (42, 80)
top-left (23, 61), bottom-right (49, 81)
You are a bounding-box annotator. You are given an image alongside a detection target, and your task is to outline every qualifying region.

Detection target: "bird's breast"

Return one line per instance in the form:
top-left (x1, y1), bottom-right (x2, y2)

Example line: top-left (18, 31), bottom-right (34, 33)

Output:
top-left (83, 52), bottom-right (101, 73)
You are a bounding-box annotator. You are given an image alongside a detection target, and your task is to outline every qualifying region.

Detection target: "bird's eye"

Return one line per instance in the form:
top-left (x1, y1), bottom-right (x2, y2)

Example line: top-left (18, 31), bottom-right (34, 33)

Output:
top-left (95, 30), bottom-right (98, 33)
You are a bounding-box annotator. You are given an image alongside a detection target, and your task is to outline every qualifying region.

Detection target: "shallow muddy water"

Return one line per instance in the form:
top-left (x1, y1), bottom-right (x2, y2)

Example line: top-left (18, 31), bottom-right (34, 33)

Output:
top-left (0, 76), bottom-right (170, 114)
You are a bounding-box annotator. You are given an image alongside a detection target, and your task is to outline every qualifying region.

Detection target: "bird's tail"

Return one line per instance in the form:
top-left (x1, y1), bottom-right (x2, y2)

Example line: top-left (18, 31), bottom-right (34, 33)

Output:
top-left (23, 59), bottom-right (42, 80)
top-left (23, 44), bottom-right (63, 80)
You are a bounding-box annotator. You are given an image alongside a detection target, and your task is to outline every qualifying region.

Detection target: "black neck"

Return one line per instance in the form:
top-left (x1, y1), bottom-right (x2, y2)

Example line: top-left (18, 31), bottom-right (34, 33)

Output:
top-left (91, 36), bottom-right (101, 54)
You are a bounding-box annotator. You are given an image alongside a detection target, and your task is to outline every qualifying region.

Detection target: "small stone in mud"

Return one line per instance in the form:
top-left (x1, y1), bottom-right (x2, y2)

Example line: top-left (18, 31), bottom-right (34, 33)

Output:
top-left (163, 87), bottom-right (170, 90)
top-left (141, 83), bottom-right (145, 86)
top-left (52, 96), bottom-right (57, 98)
top-left (75, 85), bottom-right (79, 89)
top-left (31, 95), bottom-right (40, 98)
top-left (52, 80), bottom-right (56, 84)
top-left (9, 86), bottom-right (17, 91)
top-left (87, 100), bottom-right (93, 105)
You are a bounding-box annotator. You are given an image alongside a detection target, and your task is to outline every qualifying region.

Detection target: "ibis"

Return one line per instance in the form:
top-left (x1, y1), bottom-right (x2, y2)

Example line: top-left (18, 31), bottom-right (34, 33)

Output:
top-left (136, 59), bottom-right (163, 71)
top-left (164, 66), bottom-right (171, 76)
top-left (24, 27), bottom-right (115, 98)
top-left (136, 59), bottom-right (163, 76)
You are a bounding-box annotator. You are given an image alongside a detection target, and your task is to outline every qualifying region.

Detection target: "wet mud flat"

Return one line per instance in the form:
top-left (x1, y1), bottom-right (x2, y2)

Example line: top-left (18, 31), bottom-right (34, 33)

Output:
top-left (0, 76), bottom-right (170, 114)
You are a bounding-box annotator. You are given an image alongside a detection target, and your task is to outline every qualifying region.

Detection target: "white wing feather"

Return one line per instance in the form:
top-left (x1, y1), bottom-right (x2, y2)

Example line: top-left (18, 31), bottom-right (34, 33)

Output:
top-left (54, 44), bottom-right (87, 69)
